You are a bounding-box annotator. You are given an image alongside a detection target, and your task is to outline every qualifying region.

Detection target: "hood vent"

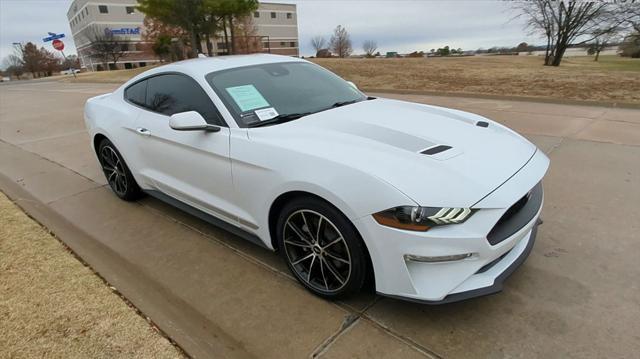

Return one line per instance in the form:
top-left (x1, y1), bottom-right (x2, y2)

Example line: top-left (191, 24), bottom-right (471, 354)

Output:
top-left (421, 145), bottom-right (452, 155)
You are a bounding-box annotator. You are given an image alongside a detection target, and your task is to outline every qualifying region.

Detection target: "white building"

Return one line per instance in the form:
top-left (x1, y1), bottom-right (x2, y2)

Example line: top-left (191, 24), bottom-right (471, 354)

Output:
top-left (66, 0), bottom-right (299, 71)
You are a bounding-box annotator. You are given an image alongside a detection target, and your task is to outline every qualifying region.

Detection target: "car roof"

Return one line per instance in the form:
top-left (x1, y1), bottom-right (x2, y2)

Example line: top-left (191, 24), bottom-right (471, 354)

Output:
top-left (126, 54), bottom-right (306, 84)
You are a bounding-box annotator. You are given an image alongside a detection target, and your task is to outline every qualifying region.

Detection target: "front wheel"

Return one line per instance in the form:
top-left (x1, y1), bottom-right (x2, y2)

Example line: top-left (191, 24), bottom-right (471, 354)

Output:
top-left (276, 197), bottom-right (368, 299)
top-left (97, 138), bottom-right (143, 201)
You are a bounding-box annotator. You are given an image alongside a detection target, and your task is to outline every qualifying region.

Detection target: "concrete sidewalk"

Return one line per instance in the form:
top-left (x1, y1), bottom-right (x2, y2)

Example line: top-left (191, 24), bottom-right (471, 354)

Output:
top-left (1, 81), bottom-right (639, 358)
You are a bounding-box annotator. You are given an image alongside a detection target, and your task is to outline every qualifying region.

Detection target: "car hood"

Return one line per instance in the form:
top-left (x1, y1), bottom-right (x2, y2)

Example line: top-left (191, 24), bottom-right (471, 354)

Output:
top-left (254, 98), bottom-right (537, 208)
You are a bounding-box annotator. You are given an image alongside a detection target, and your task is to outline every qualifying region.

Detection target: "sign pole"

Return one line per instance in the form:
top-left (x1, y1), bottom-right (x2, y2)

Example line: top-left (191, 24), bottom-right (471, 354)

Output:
top-left (60, 50), bottom-right (77, 78)
top-left (44, 32), bottom-right (76, 79)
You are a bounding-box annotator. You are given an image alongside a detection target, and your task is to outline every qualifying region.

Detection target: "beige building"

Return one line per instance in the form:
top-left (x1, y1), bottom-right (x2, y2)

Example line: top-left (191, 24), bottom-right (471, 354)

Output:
top-left (248, 2), bottom-right (299, 56)
top-left (66, 1), bottom-right (299, 71)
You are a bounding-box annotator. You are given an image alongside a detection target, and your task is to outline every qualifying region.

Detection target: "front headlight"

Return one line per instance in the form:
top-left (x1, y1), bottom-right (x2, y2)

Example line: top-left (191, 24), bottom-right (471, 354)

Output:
top-left (372, 206), bottom-right (476, 231)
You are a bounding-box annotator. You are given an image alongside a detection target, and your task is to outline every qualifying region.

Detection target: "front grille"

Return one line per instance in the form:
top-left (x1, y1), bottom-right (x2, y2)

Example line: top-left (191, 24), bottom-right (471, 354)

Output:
top-left (486, 182), bottom-right (543, 246)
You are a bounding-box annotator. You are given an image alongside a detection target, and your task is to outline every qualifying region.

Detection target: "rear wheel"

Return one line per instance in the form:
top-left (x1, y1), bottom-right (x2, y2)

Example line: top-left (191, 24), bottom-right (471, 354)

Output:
top-left (276, 197), bottom-right (367, 299)
top-left (98, 138), bottom-right (142, 201)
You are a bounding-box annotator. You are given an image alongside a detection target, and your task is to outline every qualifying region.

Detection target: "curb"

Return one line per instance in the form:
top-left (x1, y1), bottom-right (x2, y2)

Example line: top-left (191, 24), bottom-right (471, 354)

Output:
top-left (0, 172), bottom-right (248, 359)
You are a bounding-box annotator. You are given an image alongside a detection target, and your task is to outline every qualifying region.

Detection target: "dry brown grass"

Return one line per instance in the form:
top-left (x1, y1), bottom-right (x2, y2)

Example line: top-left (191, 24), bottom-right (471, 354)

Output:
top-left (60, 55), bottom-right (640, 104)
top-left (0, 192), bottom-right (185, 359)
top-left (312, 55), bottom-right (640, 104)
top-left (61, 65), bottom-right (158, 84)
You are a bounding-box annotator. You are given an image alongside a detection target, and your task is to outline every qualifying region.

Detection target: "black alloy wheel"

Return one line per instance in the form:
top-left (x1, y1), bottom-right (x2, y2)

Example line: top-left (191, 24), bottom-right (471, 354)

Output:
top-left (277, 197), bottom-right (368, 299)
top-left (98, 138), bottom-right (142, 201)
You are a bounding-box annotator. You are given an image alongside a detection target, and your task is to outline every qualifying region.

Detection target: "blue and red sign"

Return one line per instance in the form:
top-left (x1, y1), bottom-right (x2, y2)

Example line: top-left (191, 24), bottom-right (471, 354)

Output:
top-left (43, 32), bottom-right (65, 42)
top-left (52, 39), bottom-right (65, 51)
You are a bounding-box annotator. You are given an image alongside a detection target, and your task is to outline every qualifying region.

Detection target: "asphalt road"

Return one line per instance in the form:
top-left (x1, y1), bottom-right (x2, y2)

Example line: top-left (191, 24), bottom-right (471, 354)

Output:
top-left (1, 81), bottom-right (639, 358)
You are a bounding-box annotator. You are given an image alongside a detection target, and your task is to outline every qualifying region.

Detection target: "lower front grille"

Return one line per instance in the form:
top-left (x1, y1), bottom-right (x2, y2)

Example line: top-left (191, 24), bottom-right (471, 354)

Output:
top-left (486, 182), bottom-right (543, 246)
top-left (476, 249), bottom-right (511, 273)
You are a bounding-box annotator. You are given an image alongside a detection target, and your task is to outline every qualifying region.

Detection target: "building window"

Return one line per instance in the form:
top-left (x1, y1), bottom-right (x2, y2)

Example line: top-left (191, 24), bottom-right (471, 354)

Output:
top-left (290, 42), bottom-right (296, 47)
top-left (280, 41), bottom-right (285, 46)
top-left (271, 12), bottom-right (276, 19)
top-left (99, 5), bottom-right (108, 14)
top-left (85, 7), bottom-right (88, 15)
top-left (126, 6), bottom-right (135, 14)
top-left (287, 13), bottom-right (292, 19)
top-left (254, 11), bottom-right (259, 18)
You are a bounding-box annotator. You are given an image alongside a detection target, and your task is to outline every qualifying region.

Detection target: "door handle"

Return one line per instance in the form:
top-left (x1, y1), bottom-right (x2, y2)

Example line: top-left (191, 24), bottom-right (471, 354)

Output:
top-left (136, 127), bottom-right (151, 136)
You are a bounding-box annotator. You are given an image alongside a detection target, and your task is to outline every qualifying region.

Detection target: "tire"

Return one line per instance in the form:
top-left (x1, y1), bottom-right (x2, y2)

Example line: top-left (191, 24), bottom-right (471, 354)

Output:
top-left (276, 196), bottom-right (368, 299)
top-left (97, 138), bottom-right (143, 201)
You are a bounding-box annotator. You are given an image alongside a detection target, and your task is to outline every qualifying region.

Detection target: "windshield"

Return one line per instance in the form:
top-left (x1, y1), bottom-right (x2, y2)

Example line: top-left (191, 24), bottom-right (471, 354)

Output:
top-left (205, 61), bottom-right (366, 127)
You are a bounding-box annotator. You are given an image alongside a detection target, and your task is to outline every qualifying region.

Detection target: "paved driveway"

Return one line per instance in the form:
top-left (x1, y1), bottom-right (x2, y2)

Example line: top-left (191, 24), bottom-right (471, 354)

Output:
top-left (1, 81), bottom-right (639, 358)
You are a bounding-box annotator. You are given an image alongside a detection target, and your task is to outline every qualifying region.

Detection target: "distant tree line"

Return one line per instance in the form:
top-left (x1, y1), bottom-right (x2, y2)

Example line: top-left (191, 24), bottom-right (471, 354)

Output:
top-left (2, 42), bottom-right (80, 79)
top-left (311, 25), bottom-right (379, 58)
top-left (309, 1), bottom-right (639, 63)
top-left (427, 46), bottom-right (464, 56)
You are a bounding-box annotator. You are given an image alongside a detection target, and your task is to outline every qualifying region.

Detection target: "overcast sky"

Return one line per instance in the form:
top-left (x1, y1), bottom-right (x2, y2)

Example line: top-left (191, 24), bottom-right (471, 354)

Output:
top-left (0, 0), bottom-right (542, 66)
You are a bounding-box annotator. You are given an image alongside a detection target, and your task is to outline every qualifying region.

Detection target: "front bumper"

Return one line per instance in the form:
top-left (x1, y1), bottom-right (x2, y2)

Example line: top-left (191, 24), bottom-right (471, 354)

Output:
top-left (354, 149), bottom-right (549, 303)
top-left (380, 218), bottom-right (540, 304)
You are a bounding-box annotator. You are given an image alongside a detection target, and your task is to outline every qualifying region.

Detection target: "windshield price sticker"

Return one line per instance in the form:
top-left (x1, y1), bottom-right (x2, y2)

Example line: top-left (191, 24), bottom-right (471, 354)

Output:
top-left (254, 107), bottom-right (279, 121)
top-left (225, 85), bottom-right (270, 112)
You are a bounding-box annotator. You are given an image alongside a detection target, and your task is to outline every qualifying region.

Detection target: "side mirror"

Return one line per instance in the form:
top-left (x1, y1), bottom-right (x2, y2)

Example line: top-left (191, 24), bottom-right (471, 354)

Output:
top-left (347, 81), bottom-right (358, 90)
top-left (169, 111), bottom-right (220, 132)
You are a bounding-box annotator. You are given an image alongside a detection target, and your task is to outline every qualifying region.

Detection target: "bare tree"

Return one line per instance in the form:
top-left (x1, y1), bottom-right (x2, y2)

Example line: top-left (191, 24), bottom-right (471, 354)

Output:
top-left (87, 27), bottom-right (129, 70)
top-left (613, 1), bottom-right (640, 33)
top-left (311, 36), bottom-right (327, 54)
top-left (588, 32), bottom-right (618, 61)
top-left (362, 40), bottom-right (378, 57)
top-left (513, 1), bottom-right (625, 66)
top-left (233, 16), bottom-right (263, 54)
top-left (330, 25), bottom-right (353, 58)
top-left (2, 54), bottom-right (25, 79)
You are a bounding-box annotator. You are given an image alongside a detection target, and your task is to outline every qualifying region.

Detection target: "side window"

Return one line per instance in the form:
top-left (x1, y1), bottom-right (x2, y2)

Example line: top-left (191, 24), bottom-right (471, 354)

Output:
top-left (124, 80), bottom-right (147, 107)
top-left (145, 74), bottom-right (224, 126)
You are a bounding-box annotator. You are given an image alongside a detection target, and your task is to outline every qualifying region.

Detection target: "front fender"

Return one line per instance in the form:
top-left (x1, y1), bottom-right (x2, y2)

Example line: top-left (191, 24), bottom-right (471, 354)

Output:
top-left (231, 132), bottom-right (416, 249)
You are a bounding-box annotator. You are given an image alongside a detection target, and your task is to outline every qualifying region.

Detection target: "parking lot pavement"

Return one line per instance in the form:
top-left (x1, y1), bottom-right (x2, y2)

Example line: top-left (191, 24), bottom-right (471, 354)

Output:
top-left (1, 81), bottom-right (639, 358)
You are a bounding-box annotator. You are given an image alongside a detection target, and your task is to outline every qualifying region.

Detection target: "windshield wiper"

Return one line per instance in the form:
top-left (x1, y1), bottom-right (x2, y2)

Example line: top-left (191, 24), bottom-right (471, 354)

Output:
top-left (248, 112), bottom-right (312, 127)
top-left (331, 99), bottom-right (360, 108)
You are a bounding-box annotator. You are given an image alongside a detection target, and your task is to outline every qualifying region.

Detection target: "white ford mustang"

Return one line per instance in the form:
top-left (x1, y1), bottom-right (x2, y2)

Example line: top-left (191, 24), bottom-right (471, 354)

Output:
top-left (84, 54), bottom-right (549, 303)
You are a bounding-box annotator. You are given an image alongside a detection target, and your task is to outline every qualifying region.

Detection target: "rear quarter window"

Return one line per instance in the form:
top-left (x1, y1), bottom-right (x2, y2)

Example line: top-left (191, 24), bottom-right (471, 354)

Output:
top-left (124, 80), bottom-right (147, 107)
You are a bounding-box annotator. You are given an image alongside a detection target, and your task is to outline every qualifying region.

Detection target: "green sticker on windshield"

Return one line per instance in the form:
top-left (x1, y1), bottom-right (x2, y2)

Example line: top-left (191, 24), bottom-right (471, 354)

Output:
top-left (225, 85), bottom-right (270, 112)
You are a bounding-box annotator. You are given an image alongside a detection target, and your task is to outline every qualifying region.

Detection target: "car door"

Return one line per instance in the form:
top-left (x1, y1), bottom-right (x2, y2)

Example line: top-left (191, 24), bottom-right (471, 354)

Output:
top-left (131, 73), bottom-right (238, 226)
